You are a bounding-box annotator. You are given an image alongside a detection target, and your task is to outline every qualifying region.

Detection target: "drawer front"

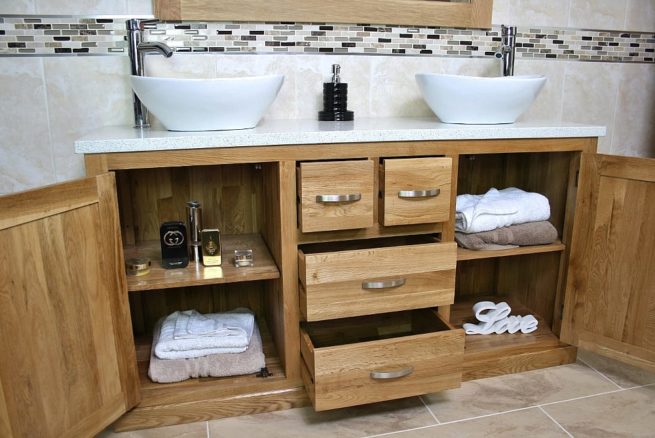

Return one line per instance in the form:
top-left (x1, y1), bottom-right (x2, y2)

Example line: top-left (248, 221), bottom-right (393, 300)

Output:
top-left (299, 242), bottom-right (456, 320)
top-left (298, 160), bottom-right (374, 233)
top-left (300, 312), bottom-right (464, 411)
top-left (381, 157), bottom-right (452, 226)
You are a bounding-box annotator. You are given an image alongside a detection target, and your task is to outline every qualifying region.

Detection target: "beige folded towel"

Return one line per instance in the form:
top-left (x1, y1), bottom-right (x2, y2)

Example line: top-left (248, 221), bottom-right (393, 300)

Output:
top-left (148, 317), bottom-right (266, 383)
top-left (455, 221), bottom-right (558, 251)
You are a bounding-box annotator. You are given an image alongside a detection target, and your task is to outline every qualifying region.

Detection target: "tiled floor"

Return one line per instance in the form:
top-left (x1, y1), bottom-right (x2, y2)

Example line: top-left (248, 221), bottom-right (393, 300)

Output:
top-left (99, 350), bottom-right (655, 438)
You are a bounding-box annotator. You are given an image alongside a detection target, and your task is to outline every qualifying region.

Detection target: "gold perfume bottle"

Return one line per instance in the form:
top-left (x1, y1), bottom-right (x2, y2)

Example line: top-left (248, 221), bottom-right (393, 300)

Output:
top-left (200, 229), bottom-right (222, 266)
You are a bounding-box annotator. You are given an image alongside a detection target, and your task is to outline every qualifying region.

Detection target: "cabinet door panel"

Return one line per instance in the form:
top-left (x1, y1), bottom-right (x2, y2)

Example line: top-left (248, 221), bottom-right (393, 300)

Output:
top-left (561, 154), bottom-right (655, 371)
top-left (0, 174), bottom-right (139, 437)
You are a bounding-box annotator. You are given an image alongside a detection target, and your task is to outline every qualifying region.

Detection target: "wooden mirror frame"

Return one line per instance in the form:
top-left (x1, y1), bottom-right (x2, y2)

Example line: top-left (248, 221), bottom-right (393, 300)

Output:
top-left (154, 0), bottom-right (493, 29)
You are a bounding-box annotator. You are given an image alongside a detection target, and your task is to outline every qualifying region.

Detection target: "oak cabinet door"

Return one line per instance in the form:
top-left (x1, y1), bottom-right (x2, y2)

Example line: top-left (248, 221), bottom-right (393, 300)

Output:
top-left (561, 153), bottom-right (655, 372)
top-left (0, 173), bottom-right (139, 437)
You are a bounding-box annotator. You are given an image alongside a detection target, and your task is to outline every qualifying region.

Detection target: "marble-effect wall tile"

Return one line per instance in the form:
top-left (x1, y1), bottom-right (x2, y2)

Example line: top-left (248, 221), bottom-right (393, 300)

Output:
top-left (612, 63), bottom-right (655, 157)
top-left (44, 56), bottom-right (132, 183)
top-left (0, 58), bottom-right (54, 195)
top-left (35, 0), bottom-right (127, 15)
top-left (569, 0), bottom-right (627, 30)
top-left (626, 0), bottom-right (655, 32)
top-left (561, 61), bottom-right (622, 153)
top-left (0, 0), bottom-right (36, 14)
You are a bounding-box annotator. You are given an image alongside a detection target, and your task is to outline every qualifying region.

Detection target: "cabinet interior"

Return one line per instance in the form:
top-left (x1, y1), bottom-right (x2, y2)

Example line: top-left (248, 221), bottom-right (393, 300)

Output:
top-left (453, 152), bottom-right (578, 376)
top-left (115, 162), bottom-right (290, 399)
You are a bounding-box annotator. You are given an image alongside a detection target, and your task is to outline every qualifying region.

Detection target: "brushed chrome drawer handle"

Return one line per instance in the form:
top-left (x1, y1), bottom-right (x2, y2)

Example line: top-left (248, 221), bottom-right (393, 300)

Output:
top-left (398, 188), bottom-right (440, 198)
top-left (361, 278), bottom-right (406, 289)
top-left (370, 367), bottom-right (414, 380)
top-left (316, 193), bottom-right (362, 203)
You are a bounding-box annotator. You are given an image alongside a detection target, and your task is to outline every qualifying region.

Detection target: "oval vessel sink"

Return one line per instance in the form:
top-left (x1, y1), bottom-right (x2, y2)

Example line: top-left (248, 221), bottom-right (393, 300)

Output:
top-left (416, 73), bottom-right (546, 124)
top-left (130, 74), bottom-right (284, 131)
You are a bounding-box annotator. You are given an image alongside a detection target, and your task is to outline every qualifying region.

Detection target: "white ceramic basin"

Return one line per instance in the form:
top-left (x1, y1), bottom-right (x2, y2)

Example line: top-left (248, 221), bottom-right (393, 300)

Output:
top-left (130, 74), bottom-right (284, 131)
top-left (415, 73), bottom-right (546, 124)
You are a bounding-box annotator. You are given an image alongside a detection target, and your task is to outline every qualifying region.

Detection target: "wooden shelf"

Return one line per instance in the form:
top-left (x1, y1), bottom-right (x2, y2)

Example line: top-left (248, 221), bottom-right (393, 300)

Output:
top-left (450, 297), bottom-right (576, 380)
top-left (124, 234), bottom-right (280, 292)
top-left (457, 240), bottom-right (566, 261)
top-left (135, 319), bottom-right (288, 408)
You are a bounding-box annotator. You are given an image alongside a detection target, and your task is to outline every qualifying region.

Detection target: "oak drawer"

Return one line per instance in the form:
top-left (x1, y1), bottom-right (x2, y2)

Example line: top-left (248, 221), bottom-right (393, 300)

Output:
top-left (300, 309), bottom-right (464, 411)
top-left (380, 157), bottom-right (452, 226)
top-left (298, 236), bottom-right (456, 320)
top-left (298, 160), bottom-right (374, 233)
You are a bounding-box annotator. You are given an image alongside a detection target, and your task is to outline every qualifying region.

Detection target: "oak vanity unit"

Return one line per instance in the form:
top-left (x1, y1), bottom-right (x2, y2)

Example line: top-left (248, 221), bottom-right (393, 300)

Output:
top-left (1, 119), bottom-right (654, 437)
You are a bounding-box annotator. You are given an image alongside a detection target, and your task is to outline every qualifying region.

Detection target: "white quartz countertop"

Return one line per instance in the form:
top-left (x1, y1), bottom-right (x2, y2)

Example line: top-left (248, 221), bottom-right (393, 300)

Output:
top-left (75, 118), bottom-right (606, 154)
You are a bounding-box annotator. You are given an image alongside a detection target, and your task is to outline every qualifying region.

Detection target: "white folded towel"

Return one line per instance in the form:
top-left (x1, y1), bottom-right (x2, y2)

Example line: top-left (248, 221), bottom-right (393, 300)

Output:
top-left (456, 187), bottom-right (551, 234)
top-left (463, 301), bottom-right (539, 335)
top-left (154, 308), bottom-right (255, 360)
top-left (173, 310), bottom-right (246, 340)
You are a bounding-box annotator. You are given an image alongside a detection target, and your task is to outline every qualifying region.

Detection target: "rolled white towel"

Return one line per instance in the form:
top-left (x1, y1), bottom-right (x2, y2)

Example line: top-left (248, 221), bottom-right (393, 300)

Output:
top-left (456, 187), bottom-right (551, 234)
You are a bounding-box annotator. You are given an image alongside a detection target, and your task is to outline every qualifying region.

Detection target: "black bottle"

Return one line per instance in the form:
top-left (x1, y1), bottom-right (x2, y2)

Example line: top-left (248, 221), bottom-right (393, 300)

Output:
top-left (160, 221), bottom-right (189, 269)
top-left (318, 64), bottom-right (354, 121)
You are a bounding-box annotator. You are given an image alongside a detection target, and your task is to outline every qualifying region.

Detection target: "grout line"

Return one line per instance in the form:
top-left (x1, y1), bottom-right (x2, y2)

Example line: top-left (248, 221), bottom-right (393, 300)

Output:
top-left (576, 356), bottom-right (624, 389)
top-left (436, 406), bottom-right (536, 427)
top-left (538, 406), bottom-right (574, 438)
top-left (418, 395), bottom-right (441, 424)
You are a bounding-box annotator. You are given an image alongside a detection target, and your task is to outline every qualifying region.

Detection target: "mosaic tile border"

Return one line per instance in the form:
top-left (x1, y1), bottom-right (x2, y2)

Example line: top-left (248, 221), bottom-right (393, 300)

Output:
top-left (0, 15), bottom-right (653, 63)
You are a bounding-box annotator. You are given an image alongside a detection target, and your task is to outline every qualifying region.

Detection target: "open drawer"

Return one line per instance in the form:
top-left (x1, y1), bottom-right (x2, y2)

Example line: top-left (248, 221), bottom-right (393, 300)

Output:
top-left (300, 309), bottom-right (464, 411)
top-left (298, 235), bottom-right (456, 320)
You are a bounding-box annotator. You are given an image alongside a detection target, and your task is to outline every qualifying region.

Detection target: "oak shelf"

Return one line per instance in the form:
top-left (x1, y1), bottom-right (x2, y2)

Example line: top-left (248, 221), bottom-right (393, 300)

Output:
top-left (449, 297), bottom-right (575, 380)
top-left (134, 319), bottom-right (287, 408)
top-left (457, 240), bottom-right (566, 262)
top-left (124, 234), bottom-right (280, 292)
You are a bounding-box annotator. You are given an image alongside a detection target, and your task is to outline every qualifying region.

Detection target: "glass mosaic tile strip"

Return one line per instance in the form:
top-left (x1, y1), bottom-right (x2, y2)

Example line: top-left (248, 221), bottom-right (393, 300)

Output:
top-left (0, 15), bottom-right (653, 63)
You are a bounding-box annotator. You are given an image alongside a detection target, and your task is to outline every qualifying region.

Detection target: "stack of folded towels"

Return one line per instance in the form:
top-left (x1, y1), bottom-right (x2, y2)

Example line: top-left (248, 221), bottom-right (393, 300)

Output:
top-left (455, 187), bottom-right (558, 250)
top-left (148, 308), bottom-right (265, 383)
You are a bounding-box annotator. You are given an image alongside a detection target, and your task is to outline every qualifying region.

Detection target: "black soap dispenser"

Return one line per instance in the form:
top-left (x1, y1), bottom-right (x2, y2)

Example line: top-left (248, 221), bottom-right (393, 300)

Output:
top-left (318, 64), bottom-right (354, 121)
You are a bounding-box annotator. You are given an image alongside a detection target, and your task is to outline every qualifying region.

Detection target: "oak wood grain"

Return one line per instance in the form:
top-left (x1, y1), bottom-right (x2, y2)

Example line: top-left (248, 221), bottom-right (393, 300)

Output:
top-left (380, 157), bottom-right (452, 226)
top-left (153, 0), bottom-right (493, 28)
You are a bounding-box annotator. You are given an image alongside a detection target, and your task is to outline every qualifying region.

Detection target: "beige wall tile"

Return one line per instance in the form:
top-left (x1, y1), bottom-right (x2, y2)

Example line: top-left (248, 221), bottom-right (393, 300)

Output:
top-left (208, 398), bottom-right (436, 438)
top-left (515, 60), bottom-right (565, 123)
top-left (44, 56), bottom-right (132, 183)
top-left (35, 0), bottom-right (126, 14)
top-left (543, 386), bottom-right (655, 437)
top-left (1, 0), bottom-right (36, 14)
top-left (561, 61), bottom-right (622, 153)
top-left (569, 0), bottom-right (627, 30)
top-left (0, 58), bottom-right (54, 195)
top-left (127, 0), bottom-right (153, 15)
top-left (626, 0), bottom-right (655, 31)
top-left (423, 362), bottom-right (618, 422)
top-left (385, 408), bottom-right (569, 438)
top-left (612, 63), bottom-right (655, 157)
top-left (508, 0), bottom-right (572, 28)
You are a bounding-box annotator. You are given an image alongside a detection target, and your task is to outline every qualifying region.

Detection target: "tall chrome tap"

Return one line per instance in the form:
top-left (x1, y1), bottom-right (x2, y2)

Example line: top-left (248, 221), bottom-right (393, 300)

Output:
top-left (126, 19), bottom-right (174, 128)
top-left (494, 25), bottom-right (517, 76)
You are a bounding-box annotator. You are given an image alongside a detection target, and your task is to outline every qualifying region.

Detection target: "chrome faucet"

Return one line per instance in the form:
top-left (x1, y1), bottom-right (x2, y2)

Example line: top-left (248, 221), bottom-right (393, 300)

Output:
top-left (126, 19), bottom-right (174, 128)
top-left (494, 25), bottom-right (516, 76)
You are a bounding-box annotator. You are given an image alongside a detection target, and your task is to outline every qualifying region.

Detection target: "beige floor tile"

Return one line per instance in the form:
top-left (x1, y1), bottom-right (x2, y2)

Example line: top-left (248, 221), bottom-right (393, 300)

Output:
top-left (423, 362), bottom-right (618, 422)
top-left (381, 408), bottom-right (568, 438)
top-left (97, 421), bottom-right (207, 437)
top-left (207, 397), bottom-right (436, 438)
top-left (577, 349), bottom-right (655, 389)
top-left (543, 385), bottom-right (655, 437)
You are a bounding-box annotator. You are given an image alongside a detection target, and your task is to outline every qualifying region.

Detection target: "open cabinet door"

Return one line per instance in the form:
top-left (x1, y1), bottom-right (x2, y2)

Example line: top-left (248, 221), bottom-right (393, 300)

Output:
top-left (0, 174), bottom-right (140, 437)
top-left (561, 153), bottom-right (655, 372)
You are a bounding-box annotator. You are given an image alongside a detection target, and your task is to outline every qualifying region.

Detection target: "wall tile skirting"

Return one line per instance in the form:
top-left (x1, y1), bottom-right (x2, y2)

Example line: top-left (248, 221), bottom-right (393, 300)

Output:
top-left (1, 15), bottom-right (653, 63)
